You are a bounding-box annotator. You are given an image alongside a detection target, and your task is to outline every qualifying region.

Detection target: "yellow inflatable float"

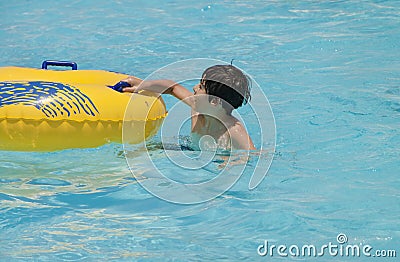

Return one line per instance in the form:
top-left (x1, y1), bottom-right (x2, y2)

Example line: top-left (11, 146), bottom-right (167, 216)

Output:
top-left (0, 61), bottom-right (167, 151)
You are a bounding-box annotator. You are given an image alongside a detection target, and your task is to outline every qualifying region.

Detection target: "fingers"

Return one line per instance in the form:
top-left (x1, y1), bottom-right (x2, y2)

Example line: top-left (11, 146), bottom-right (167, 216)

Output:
top-left (122, 86), bottom-right (139, 93)
top-left (114, 76), bottom-right (141, 93)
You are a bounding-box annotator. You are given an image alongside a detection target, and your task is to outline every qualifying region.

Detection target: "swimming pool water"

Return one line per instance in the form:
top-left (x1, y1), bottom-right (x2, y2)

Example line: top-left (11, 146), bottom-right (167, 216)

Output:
top-left (1, 0), bottom-right (399, 260)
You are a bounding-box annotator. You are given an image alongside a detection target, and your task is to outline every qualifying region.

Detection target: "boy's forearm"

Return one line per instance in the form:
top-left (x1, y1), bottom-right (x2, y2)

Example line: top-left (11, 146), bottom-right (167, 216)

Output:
top-left (140, 79), bottom-right (177, 94)
top-left (122, 77), bottom-right (193, 105)
top-left (124, 76), bottom-right (176, 94)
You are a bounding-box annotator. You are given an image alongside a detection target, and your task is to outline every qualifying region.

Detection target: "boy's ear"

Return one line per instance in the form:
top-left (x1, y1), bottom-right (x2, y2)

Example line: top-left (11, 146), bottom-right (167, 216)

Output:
top-left (210, 97), bottom-right (222, 106)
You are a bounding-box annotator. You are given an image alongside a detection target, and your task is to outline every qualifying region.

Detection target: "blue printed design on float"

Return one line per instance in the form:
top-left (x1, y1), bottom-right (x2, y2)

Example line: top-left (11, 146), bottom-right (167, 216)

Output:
top-left (0, 81), bottom-right (98, 118)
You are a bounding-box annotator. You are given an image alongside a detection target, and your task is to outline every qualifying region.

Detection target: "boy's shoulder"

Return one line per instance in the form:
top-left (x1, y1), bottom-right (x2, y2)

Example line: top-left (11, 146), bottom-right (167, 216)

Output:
top-left (227, 117), bottom-right (255, 150)
top-left (227, 118), bottom-right (247, 135)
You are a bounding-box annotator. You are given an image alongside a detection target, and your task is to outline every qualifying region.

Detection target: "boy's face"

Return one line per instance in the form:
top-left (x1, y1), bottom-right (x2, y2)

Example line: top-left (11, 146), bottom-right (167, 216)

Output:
top-left (193, 83), bottom-right (208, 112)
top-left (193, 82), bottom-right (206, 95)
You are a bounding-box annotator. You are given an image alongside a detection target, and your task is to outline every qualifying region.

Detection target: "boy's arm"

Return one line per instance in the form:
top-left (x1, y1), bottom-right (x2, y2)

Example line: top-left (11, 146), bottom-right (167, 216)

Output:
top-left (121, 77), bottom-right (195, 107)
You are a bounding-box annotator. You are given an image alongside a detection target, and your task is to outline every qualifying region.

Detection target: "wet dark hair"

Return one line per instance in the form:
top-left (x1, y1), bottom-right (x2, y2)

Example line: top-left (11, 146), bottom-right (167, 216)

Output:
top-left (201, 65), bottom-right (251, 112)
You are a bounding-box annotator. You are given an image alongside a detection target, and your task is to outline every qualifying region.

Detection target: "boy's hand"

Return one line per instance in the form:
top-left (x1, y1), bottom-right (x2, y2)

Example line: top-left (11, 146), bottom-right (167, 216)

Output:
top-left (108, 76), bottom-right (143, 93)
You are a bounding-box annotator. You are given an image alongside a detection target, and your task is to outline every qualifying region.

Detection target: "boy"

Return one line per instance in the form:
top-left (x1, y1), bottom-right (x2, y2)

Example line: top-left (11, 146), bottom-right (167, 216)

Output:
top-left (111, 65), bottom-right (255, 150)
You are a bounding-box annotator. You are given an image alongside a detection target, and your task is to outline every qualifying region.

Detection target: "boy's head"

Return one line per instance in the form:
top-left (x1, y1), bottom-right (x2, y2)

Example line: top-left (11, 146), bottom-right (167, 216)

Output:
top-left (201, 65), bottom-right (251, 113)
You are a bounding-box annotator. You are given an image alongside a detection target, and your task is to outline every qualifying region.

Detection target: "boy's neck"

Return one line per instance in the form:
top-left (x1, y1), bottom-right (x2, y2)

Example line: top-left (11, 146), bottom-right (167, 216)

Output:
top-left (202, 111), bottom-right (232, 125)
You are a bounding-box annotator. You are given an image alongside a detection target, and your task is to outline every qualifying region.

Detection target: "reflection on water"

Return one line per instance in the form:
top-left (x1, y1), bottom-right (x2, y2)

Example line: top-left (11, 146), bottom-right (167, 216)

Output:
top-left (124, 136), bottom-right (274, 204)
top-left (0, 144), bottom-right (130, 201)
top-left (0, 137), bottom-right (273, 204)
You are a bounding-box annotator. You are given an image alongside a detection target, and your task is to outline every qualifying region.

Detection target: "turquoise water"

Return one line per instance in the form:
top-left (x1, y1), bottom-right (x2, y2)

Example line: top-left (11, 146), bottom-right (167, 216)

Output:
top-left (1, 0), bottom-right (399, 260)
